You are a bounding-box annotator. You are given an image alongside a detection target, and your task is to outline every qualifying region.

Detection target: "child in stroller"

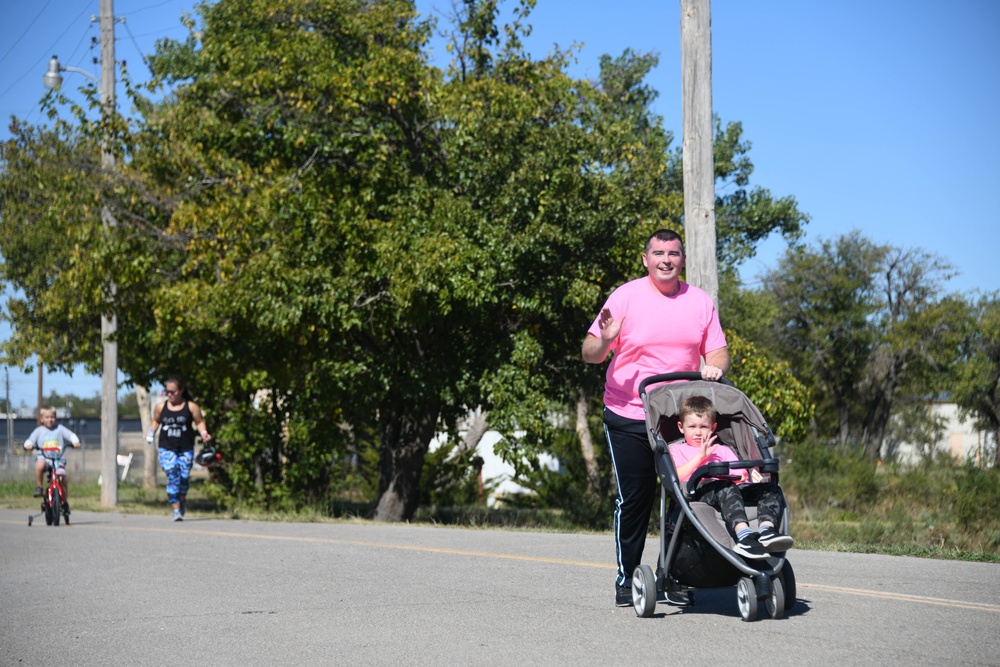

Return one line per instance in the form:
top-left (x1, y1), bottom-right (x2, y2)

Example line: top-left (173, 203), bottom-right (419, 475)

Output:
top-left (671, 395), bottom-right (794, 559)
top-left (628, 372), bottom-right (797, 621)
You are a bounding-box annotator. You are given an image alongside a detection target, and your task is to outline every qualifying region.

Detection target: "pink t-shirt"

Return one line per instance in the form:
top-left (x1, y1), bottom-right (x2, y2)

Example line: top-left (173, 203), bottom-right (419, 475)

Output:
top-left (588, 277), bottom-right (727, 420)
top-left (669, 441), bottom-right (747, 483)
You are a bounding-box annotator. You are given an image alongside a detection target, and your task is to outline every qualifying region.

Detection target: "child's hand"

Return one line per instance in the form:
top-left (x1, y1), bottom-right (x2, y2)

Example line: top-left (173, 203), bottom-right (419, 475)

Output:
top-left (750, 469), bottom-right (763, 483)
top-left (700, 434), bottom-right (719, 460)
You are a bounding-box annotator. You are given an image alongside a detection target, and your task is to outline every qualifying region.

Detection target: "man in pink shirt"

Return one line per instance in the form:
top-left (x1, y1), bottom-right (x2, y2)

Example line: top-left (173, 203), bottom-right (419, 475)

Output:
top-left (583, 229), bottom-right (729, 607)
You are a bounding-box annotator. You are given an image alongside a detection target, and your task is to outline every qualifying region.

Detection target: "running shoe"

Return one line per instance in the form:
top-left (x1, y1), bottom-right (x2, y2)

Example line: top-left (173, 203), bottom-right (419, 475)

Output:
top-left (734, 533), bottom-right (769, 560)
top-left (757, 527), bottom-right (794, 552)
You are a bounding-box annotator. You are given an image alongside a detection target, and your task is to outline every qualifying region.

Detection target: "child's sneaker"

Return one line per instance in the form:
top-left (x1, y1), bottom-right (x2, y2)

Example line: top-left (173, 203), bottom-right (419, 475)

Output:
top-left (734, 533), bottom-right (769, 560)
top-left (34, 486), bottom-right (43, 497)
top-left (172, 509), bottom-right (183, 522)
top-left (758, 527), bottom-right (794, 552)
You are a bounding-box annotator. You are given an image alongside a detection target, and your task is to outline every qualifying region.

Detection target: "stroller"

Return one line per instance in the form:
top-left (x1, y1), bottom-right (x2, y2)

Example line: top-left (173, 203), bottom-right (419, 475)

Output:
top-left (629, 372), bottom-right (797, 621)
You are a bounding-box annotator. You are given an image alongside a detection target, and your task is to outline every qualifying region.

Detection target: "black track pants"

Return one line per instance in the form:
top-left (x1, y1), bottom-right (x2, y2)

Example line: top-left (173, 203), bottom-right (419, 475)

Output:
top-left (603, 407), bottom-right (657, 587)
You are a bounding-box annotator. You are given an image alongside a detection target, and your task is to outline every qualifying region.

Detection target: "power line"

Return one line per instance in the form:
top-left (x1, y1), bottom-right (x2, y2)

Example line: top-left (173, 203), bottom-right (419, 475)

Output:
top-left (0, 0), bottom-right (56, 69)
top-left (127, 0), bottom-right (180, 16)
top-left (120, 18), bottom-right (152, 75)
top-left (0, 4), bottom-right (96, 100)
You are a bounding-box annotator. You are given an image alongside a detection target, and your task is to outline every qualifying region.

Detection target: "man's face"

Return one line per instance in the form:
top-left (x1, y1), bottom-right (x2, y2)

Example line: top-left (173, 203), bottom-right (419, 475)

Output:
top-left (642, 237), bottom-right (685, 288)
top-left (678, 412), bottom-right (715, 447)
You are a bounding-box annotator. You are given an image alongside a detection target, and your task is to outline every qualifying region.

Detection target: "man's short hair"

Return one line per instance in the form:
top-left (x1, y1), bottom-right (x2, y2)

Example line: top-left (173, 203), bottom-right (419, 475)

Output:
top-left (645, 229), bottom-right (685, 254)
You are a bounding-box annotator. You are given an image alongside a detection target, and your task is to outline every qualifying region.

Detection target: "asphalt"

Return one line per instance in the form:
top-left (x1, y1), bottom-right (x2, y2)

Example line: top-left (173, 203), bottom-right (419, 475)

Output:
top-left (1, 508), bottom-right (998, 666)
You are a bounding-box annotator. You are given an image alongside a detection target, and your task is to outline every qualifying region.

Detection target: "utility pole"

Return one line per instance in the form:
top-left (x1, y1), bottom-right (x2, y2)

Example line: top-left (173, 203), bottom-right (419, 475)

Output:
top-left (5, 368), bottom-right (12, 465)
top-left (37, 364), bottom-right (42, 422)
top-left (99, 0), bottom-right (119, 507)
top-left (680, 0), bottom-right (719, 310)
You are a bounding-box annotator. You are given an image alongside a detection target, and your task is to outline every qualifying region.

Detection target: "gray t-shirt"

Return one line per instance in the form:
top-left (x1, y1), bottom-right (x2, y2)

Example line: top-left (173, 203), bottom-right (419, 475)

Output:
top-left (26, 425), bottom-right (79, 460)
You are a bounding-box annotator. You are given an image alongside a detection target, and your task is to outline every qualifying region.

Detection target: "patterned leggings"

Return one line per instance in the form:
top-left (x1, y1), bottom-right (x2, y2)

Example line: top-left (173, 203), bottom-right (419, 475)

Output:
top-left (694, 480), bottom-right (785, 534)
top-left (157, 449), bottom-right (193, 504)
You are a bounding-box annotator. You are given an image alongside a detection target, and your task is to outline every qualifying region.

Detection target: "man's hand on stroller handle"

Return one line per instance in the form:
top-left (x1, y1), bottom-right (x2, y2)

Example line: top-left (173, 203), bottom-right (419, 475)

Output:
top-left (700, 364), bottom-right (725, 381)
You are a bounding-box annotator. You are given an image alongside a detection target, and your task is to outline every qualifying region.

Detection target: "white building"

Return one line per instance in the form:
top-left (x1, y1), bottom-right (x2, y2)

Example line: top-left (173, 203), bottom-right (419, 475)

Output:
top-left (428, 423), bottom-right (561, 506)
top-left (890, 400), bottom-right (994, 466)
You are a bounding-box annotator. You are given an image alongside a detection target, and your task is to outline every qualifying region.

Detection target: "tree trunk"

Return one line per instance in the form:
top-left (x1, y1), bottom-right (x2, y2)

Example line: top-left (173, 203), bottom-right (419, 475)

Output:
top-left (993, 426), bottom-right (1000, 468)
top-left (459, 407), bottom-right (489, 455)
top-left (374, 403), bottom-right (440, 522)
top-left (136, 385), bottom-right (158, 490)
top-left (837, 403), bottom-right (851, 449)
top-left (575, 390), bottom-right (600, 498)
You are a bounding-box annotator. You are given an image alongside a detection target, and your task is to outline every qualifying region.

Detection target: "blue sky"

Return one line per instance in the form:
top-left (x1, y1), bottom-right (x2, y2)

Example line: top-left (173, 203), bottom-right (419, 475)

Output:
top-left (1, 0), bottom-right (998, 407)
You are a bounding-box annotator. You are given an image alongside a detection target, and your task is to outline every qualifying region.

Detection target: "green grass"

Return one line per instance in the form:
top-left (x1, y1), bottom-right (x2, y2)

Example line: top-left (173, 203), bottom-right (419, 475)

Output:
top-left (781, 453), bottom-right (1000, 563)
top-left (4, 459), bottom-right (999, 563)
top-left (0, 478), bottom-right (231, 518)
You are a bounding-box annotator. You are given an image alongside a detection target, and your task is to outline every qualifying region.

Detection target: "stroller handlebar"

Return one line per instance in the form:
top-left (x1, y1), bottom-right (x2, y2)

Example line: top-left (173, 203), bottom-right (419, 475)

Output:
top-left (639, 372), bottom-right (735, 397)
top-left (638, 372), bottom-right (704, 397)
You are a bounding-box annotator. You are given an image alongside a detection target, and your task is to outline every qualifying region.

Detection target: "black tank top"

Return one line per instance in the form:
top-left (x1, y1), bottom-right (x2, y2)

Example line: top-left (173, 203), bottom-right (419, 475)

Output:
top-left (160, 401), bottom-right (196, 452)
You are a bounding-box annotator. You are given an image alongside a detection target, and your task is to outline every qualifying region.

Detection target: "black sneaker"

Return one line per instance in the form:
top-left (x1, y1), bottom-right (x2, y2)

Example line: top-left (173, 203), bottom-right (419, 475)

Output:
top-left (33, 486), bottom-right (43, 497)
top-left (758, 527), bottom-right (794, 552)
top-left (666, 590), bottom-right (693, 606)
top-left (734, 533), bottom-right (769, 560)
top-left (615, 585), bottom-right (632, 607)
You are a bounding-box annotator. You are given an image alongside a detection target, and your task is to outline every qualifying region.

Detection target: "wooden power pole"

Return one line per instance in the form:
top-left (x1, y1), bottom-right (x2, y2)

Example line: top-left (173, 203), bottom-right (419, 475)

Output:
top-left (680, 0), bottom-right (719, 309)
top-left (99, 0), bottom-right (119, 507)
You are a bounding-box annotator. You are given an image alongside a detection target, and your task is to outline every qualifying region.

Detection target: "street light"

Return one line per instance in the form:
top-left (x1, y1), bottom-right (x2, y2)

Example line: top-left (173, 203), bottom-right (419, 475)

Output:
top-left (43, 55), bottom-right (98, 90)
top-left (41, 5), bottom-right (120, 508)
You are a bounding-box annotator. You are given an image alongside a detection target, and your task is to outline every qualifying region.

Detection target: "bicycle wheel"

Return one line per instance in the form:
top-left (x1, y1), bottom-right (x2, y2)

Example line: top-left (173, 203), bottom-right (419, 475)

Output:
top-left (43, 492), bottom-right (53, 526)
top-left (50, 485), bottom-right (62, 527)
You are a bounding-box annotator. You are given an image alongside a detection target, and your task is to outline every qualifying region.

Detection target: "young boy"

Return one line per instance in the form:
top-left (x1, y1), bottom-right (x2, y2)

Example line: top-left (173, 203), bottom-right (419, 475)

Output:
top-left (23, 406), bottom-right (81, 502)
top-left (669, 395), bottom-right (794, 559)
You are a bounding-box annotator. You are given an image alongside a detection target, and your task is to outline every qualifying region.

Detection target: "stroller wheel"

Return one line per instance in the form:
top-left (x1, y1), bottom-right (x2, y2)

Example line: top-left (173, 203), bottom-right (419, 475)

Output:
top-left (737, 577), bottom-right (758, 622)
top-left (631, 565), bottom-right (657, 618)
top-left (765, 575), bottom-right (785, 620)
top-left (780, 561), bottom-right (797, 612)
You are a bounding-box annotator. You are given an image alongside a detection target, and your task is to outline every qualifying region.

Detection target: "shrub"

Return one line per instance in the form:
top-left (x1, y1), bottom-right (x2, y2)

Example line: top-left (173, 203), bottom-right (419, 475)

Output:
top-left (783, 437), bottom-right (879, 513)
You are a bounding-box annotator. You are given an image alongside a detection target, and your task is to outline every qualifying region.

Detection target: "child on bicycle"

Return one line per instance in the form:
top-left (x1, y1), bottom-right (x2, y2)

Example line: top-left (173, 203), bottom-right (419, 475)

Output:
top-left (23, 406), bottom-right (81, 502)
top-left (669, 395), bottom-right (794, 559)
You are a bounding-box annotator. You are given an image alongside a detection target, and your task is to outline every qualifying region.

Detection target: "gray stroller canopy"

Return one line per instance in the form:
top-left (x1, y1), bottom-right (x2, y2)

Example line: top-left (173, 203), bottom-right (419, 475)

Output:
top-left (642, 380), bottom-right (773, 460)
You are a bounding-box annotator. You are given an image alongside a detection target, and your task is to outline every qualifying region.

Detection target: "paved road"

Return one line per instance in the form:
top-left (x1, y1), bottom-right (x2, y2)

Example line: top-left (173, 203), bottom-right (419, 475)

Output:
top-left (1, 508), bottom-right (998, 666)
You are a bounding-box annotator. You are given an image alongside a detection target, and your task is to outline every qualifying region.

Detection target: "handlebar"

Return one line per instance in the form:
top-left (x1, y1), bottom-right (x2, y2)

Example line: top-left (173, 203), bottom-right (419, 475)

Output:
top-left (638, 372), bottom-right (704, 397)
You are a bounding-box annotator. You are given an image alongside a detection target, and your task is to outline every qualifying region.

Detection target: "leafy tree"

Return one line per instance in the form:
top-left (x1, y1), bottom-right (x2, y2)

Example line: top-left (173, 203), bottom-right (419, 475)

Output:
top-left (0, 119), bottom-right (107, 375)
top-left (725, 331), bottom-right (812, 445)
top-left (712, 119), bottom-right (808, 268)
top-left (763, 232), bottom-right (962, 462)
top-left (0, 0), bottom-right (814, 522)
top-left (952, 294), bottom-right (1000, 466)
top-left (764, 231), bottom-right (884, 445)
